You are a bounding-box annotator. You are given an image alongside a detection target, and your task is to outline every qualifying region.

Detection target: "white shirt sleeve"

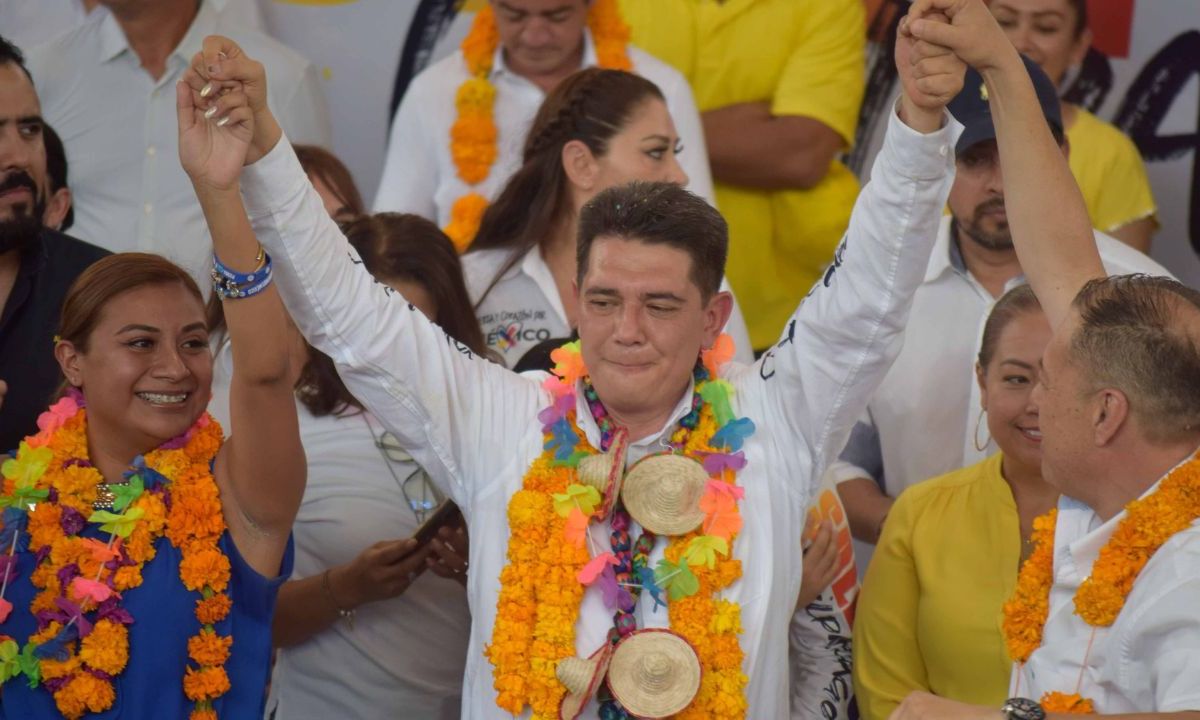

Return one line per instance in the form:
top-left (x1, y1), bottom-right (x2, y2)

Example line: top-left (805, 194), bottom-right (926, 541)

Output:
top-left (274, 61), bottom-right (332, 149)
top-left (748, 105), bottom-right (961, 478)
top-left (239, 135), bottom-right (542, 508)
top-left (372, 73), bottom-right (440, 218)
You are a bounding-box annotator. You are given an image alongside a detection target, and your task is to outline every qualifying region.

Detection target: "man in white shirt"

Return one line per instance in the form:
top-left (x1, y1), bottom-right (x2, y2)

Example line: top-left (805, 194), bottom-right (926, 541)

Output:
top-left (833, 53), bottom-right (1170, 549)
top-left (23, 0), bottom-right (327, 284)
top-left (187, 6), bottom-right (966, 716)
top-left (372, 0), bottom-right (715, 224)
top-left (883, 2), bottom-right (1200, 718)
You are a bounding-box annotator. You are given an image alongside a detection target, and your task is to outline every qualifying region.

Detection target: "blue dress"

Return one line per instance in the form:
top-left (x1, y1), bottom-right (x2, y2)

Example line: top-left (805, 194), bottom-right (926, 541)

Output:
top-left (0, 526), bottom-right (293, 718)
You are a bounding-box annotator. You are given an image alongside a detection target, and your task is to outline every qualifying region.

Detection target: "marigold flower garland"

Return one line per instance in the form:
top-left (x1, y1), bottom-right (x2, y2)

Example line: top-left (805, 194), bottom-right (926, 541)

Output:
top-left (1001, 452), bottom-right (1200, 713)
top-left (0, 392), bottom-right (232, 719)
top-left (485, 337), bottom-right (749, 719)
top-left (446, 0), bottom-right (632, 252)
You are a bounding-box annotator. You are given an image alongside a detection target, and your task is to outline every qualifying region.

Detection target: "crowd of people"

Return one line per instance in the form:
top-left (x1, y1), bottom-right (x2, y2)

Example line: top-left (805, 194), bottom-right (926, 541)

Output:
top-left (0, 0), bottom-right (1196, 719)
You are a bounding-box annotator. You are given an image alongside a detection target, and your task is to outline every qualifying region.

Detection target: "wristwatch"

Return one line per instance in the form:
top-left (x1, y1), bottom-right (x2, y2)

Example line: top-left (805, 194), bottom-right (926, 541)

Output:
top-left (1001, 698), bottom-right (1046, 720)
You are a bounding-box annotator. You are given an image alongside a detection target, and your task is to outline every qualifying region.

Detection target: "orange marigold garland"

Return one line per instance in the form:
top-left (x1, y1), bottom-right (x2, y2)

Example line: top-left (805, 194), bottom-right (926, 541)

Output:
top-left (485, 338), bottom-right (749, 718)
top-left (0, 391), bottom-right (234, 719)
top-left (446, 0), bottom-right (632, 251)
top-left (1002, 452), bottom-right (1200, 712)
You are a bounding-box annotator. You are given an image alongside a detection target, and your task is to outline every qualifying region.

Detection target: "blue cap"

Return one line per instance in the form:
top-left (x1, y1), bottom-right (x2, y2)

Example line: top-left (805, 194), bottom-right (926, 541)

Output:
top-left (947, 54), bottom-right (1064, 155)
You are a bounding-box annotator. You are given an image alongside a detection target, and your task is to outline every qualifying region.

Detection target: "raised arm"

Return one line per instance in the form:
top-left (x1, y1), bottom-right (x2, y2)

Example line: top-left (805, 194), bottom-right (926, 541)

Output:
top-left (906, 0), bottom-right (1104, 327)
top-left (751, 12), bottom-right (964, 472)
top-left (177, 76), bottom-right (304, 577)
top-left (185, 37), bottom-right (541, 509)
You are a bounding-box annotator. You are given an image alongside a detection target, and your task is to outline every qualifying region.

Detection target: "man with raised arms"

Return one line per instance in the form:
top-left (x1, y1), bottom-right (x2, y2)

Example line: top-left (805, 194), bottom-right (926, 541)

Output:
top-left (180, 7), bottom-right (969, 717)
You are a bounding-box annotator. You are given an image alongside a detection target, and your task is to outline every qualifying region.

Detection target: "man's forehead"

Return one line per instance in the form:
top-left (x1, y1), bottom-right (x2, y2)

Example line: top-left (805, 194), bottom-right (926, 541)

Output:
top-left (583, 238), bottom-right (697, 293)
top-left (0, 63), bottom-right (40, 115)
top-left (497, 0), bottom-right (585, 13)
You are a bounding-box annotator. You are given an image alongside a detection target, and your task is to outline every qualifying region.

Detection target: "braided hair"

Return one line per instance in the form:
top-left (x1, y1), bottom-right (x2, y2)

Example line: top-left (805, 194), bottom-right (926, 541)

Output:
top-left (468, 68), bottom-right (665, 308)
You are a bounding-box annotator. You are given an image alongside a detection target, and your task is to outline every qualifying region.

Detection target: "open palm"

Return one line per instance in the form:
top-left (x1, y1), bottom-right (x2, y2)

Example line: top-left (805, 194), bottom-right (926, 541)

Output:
top-left (177, 80), bottom-right (253, 191)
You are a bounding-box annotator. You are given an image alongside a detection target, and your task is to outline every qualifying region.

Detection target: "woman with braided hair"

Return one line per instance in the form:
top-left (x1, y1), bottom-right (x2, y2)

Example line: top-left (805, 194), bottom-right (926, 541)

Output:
top-left (462, 68), bottom-right (754, 370)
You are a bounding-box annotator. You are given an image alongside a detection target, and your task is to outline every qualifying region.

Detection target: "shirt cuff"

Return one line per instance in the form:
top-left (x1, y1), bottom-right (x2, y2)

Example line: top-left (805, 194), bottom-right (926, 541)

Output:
top-left (827, 459), bottom-right (873, 486)
top-left (240, 132), bottom-right (309, 220)
top-left (879, 100), bottom-right (963, 181)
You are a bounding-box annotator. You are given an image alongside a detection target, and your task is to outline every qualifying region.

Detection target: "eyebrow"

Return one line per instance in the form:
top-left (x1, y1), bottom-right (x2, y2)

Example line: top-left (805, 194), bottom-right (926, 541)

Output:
top-left (1000, 359), bottom-right (1036, 370)
top-left (0, 114), bottom-right (44, 129)
top-left (584, 287), bottom-right (686, 303)
top-left (497, 2), bottom-right (574, 16)
top-left (116, 322), bottom-right (207, 334)
top-left (641, 134), bottom-right (673, 144)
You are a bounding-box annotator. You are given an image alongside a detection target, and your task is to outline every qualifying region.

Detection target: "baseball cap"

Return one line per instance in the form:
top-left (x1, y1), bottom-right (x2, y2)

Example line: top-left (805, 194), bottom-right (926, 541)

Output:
top-left (947, 54), bottom-right (1064, 155)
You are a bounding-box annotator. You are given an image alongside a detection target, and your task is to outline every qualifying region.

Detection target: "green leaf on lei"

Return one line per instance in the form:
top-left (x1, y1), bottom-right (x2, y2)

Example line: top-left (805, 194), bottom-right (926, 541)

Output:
top-left (88, 507), bottom-right (145, 538)
top-left (110, 475), bottom-right (145, 512)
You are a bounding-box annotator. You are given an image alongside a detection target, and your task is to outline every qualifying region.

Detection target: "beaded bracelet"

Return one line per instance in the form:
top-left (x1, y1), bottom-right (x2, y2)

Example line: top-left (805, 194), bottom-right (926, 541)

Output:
top-left (211, 249), bottom-right (273, 300)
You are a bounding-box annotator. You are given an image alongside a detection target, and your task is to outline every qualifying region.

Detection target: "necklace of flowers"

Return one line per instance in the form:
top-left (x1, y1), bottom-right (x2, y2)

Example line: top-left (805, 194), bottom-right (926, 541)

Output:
top-left (1001, 450), bottom-right (1200, 714)
top-left (485, 335), bottom-right (752, 719)
top-left (445, 0), bottom-right (632, 251)
top-left (0, 389), bottom-right (232, 720)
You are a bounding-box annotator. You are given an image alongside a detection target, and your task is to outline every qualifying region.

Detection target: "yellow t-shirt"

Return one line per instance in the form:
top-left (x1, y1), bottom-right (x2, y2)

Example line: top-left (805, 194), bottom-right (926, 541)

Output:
top-left (1066, 107), bottom-right (1157, 234)
top-left (853, 453), bottom-right (1022, 720)
top-left (619, 0), bottom-right (696, 79)
top-left (627, 0), bottom-right (866, 349)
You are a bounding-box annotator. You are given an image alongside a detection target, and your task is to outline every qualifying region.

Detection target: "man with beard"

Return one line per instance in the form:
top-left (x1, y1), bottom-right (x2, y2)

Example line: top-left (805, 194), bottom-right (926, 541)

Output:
top-left (831, 57), bottom-right (1170, 551)
top-left (0, 36), bottom-right (109, 451)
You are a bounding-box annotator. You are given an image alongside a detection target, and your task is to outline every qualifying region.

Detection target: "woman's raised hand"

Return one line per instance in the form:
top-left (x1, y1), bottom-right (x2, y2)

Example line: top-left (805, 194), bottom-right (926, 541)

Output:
top-left (176, 71), bottom-right (253, 192)
top-left (182, 36), bottom-right (281, 165)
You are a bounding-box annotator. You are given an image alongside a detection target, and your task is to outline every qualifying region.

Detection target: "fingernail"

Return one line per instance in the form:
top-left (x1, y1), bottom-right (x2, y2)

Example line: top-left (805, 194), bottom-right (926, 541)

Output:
top-left (216, 116), bottom-right (230, 127)
top-left (200, 82), bottom-right (213, 98)
top-left (204, 106), bottom-right (217, 119)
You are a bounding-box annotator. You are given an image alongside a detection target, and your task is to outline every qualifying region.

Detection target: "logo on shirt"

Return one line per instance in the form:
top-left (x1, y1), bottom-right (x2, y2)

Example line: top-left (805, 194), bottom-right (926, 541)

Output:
top-left (487, 323), bottom-right (552, 350)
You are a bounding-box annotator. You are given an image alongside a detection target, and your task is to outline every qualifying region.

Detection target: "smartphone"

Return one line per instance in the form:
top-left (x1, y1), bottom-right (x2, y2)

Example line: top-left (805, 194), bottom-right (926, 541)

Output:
top-left (411, 500), bottom-right (463, 547)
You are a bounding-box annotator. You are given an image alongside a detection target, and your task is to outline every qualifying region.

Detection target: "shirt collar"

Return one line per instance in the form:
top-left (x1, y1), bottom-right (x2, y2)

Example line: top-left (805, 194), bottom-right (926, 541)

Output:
top-left (98, 0), bottom-right (214, 69)
top-left (924, 216), bottom-right (959, 283)
top-left (574, 373), bottom-right (699, 452)
top-left (491, 28), bottom-right (597, 81)
top-left (520, 246), bottom-right (570, 326)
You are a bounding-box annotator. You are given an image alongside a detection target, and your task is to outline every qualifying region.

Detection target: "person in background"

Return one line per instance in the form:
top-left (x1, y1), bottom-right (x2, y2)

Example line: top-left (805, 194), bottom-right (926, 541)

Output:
top-left (990, 0), bottom-right (1157, 252)
top-left (208, 213), bottom-right (476, 720)
top-left (0, 35), bottom-right (108, 451)
top-left (628, 0), bottom-right (867, 352)
top-left (854, 285), bottom-right (1059, 719)
top-left (372, 0), bottom-right (714, 251)
top-left (40, 122), bottom-right (73, 232)
top-left (23, 0), bottom-right (329, 285)
top-left (462, 67), bottom-right (752, 369)
top-left (832, 59), bottom-right (1169, 559)
top-left (294, 144), bottom-right (365, 222)
top-left (0, 0), bottom-right (264, 50)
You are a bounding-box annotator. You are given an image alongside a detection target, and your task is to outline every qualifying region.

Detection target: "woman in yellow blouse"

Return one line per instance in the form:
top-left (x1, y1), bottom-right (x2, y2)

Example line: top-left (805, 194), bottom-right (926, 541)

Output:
top-left (852, 286), bottom-right (1061, 720)
top-left (990, 0), bottom-right (1157, 252)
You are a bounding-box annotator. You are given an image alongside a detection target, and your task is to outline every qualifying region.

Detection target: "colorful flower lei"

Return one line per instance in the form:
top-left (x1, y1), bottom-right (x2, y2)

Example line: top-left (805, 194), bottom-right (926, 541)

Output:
top-left (485, 337), bottom-right (748, 719)
top-left (0, 391), bottom-right (231, 719)
top-left (446, 0), bottom-right (632, 252)
top-left (1001, 452), bottom-right (1200, 712)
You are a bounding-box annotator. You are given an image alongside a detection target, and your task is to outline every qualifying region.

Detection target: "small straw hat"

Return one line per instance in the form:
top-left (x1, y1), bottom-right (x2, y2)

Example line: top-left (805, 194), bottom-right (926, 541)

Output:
top-left (556, 643), bottom-right (613, 720)
top-left (619, 454), bottom-right (708, 536)
top-left (607, 629), bottom-right (702, 717)
top-left (576, 427), bottom-right (629, 519)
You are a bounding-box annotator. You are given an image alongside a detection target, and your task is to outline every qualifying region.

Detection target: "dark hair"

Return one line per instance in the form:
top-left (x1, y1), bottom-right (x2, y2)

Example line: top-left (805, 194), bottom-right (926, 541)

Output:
top-left (295, 144), bottom-right (364, 218)
top-left (577, 181), bottom-right (727, 299)
top-left (43, 123), bottom-right (73, 231)
top-left (978, 284), bottom-right (1043, 369)
top-left (1069, 275), bottom-right (1200, 444)
top-left (1066, 0), bottom-right (1089, 38)
top-left (0, 35), bottom-right (32, 82)
top-left (343, 213), bottom-right (488, 357)
top-left (60, 253), bottom-right (203, 353)
top-left (468, 68), bottom-right (665, 306)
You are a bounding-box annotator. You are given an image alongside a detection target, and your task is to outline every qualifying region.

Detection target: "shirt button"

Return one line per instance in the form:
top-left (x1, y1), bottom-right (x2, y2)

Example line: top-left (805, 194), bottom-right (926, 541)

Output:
top-left (938, 145), bottom-right (949, 157)
top-left (146, 146), bottom-right (157, 157)
top-left (143, 203), bottom-right (153, 216)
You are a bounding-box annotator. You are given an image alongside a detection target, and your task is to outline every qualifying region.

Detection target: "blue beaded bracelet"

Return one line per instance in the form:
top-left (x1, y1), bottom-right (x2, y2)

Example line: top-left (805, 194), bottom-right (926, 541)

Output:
top-left (211, 250), bottom-right (273, 300)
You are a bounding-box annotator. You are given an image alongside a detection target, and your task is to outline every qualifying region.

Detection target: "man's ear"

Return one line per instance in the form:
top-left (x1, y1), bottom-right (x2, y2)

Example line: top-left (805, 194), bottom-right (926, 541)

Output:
top-left (1092, 388), bottom-right (1130, 447)
top-left (43, 187), bottom-right (73, 231)
top-left (702, 291), bottom-right (734, 349)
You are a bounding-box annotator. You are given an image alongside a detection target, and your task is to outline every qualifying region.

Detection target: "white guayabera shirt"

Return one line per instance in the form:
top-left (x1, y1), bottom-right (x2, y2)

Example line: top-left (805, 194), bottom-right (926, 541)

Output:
top-left (241, 106), bottom-right (961, 718)
top-left (1011, 464), bottom-right (1200, 713)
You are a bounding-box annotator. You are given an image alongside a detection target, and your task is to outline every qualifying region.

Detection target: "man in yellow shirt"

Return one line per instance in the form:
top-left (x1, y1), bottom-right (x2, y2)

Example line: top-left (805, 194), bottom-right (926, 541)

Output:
top-left (627, 0), bottom-right (867, 351)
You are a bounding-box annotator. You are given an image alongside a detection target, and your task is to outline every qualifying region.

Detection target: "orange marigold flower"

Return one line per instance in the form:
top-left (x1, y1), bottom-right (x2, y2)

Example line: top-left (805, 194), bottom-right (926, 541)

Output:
top-left (79, 620), bottom-right (129, 675)
top-left (196, 593), bottom-right (233, 625)
top-left (190, 708), bottom-right (219, 720)
top-left (444, 193), bottom-right (490, 252)
top-left (188, 629), bottom-right (233, 667)
top-left (183, 665), bottom-right (231, 701)
top-left (179, 541), bottom-right (232, 592)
